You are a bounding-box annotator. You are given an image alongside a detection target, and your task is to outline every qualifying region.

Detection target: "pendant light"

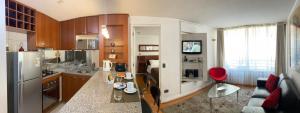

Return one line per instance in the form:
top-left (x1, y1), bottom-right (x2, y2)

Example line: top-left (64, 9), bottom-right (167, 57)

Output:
top-left (102, 25), bottom-right (109, 39)
top-left (101, 2), bottom-right (110, 39)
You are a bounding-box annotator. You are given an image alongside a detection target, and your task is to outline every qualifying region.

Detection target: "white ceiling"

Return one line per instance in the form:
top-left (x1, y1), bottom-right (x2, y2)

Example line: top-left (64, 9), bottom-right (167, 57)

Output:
top-left (17, 0), bottom-right (295, 28)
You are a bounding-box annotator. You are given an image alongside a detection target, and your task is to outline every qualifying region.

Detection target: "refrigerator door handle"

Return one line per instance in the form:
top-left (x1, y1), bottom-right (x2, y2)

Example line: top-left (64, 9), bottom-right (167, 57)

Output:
top-left (18, 61), bottom-right (23, 113)
top-left (18, 62), bottom-right (22, 82)
top-left (18, 84), bottom-right (22, 113)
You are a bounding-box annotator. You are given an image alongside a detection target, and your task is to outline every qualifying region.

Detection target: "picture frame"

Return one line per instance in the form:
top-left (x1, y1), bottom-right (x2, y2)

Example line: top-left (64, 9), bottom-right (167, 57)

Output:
top-left (139, 44), bottom-right (159, 52)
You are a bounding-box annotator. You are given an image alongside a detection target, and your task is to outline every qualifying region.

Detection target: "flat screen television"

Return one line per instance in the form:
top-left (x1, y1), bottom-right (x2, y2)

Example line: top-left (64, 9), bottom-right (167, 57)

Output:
top-left (182, 40), bottom-right (202, 54)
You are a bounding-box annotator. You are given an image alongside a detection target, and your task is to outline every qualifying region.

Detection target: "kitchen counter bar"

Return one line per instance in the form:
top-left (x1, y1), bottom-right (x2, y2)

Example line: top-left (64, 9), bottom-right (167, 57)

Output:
top-left (57, 71), bottom-right (142, 113)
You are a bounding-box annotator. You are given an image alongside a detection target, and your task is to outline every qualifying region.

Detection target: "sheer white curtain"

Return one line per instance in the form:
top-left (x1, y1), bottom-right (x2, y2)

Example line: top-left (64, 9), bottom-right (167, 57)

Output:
top-left (224, 25), bottom-right (277, 85)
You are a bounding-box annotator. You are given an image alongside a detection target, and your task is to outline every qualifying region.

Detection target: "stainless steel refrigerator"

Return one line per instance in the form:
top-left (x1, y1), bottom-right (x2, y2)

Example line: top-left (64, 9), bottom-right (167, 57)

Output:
top-left (7, 52), bottom-right (42, 113)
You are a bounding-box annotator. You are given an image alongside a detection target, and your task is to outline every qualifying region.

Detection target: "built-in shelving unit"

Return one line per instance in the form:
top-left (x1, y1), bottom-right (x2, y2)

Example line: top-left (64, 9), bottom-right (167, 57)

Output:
top-left (5, 0), bottom-right (36, 32)
top-left (99, 14), bottom-right (129, 66)
top-left (181, 54), bottom-right (204, 83)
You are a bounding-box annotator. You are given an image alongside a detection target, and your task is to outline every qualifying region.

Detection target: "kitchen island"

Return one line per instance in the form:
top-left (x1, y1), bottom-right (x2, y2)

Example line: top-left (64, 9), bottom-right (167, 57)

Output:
top-left (57, 71), bottom-right (142, 113)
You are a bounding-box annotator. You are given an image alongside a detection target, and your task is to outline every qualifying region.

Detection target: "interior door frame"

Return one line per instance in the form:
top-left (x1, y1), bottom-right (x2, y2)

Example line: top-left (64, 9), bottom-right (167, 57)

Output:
top-left (130, 24), bottom-right (161, 75)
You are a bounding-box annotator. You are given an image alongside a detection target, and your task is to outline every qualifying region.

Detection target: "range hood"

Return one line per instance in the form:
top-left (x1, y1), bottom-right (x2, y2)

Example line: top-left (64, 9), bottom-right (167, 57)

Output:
top-left (76, 35), bottom-right (99, 50)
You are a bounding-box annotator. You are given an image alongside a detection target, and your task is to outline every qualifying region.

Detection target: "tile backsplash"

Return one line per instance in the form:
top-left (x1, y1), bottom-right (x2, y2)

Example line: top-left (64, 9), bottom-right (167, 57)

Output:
top-left (6, 31), bottom-right (27, 51)
top-left (43, 50), bottom-right (99, 67)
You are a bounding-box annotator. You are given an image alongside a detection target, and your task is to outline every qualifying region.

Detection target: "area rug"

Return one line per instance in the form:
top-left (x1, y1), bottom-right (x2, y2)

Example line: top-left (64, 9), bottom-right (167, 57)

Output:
top-left (162, 86), bottom-right (254, 113)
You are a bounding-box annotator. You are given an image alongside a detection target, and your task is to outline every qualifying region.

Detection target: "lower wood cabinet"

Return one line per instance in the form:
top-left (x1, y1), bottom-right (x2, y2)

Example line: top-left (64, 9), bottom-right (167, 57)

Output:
top-left (62, 73), bottom-right (91, 102)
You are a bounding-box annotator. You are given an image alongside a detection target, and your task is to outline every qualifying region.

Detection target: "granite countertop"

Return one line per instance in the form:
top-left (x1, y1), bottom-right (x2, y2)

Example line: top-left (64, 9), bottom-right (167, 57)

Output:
top-left (52, 67), bottom-right (97, 76)
top-left (57, 71), bottom-right (142, 113)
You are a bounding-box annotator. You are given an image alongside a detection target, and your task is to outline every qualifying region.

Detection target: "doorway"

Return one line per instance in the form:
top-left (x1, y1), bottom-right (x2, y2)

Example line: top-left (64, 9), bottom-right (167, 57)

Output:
top-left (131, 26), bottom-right (161, 88)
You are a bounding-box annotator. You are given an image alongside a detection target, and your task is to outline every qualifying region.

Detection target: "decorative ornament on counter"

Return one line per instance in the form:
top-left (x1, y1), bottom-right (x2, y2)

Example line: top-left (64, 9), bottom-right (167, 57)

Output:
top-left (109, 54), bottom-right (116, 59)
top-left (184, 56), bottom-right (188, 62)
top-left (19, 42), bottom-right (24, 51)
top-left (111, 42), bottom-right (115, 47)
top-left (111, 49), bottom-right (115, 53)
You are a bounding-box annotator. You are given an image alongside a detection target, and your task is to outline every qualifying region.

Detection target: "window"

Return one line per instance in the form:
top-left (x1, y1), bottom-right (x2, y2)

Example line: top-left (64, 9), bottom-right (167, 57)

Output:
top-left (224, 25), bottom-right (277, 85)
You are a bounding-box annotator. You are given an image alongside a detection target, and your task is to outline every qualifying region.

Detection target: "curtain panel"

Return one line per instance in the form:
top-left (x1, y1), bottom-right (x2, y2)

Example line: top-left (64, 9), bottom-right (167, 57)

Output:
top-left (217, 28), bottom-right (224, 67)
top-left (275, 22), bottom-right (286, 76)
top-left (224, 24), bottom-right (277, 85)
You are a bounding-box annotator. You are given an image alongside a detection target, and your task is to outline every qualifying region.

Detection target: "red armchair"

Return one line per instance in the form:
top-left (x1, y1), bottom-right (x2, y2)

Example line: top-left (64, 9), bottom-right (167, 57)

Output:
top-left (208, 67), bottom-right (227, 82)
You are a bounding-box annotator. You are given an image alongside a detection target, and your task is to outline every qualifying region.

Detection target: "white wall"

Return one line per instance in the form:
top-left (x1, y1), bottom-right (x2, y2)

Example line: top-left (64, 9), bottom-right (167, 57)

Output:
top-left (0, 0), bottom-right (7, 112)
top-left (135, 35), bottom-right (159, 56)
top-left (130, 16), bottom-right (181, 102)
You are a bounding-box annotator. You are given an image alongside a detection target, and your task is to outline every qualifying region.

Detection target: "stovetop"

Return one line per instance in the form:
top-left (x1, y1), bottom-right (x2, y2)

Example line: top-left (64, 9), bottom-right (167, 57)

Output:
top-left (42, 70), bottom-right (58, 77)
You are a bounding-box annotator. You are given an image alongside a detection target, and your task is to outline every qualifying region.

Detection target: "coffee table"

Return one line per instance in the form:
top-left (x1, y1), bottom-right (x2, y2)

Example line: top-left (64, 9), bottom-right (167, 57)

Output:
top-left (208, 83), bottom-right (240, 113)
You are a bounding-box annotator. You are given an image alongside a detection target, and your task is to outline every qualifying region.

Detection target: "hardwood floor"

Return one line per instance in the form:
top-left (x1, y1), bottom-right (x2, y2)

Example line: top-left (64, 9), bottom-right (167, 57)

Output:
top-left (136, 74), bottom-right (163, 113)
top-left (136, 74), bottom-right (210, 113)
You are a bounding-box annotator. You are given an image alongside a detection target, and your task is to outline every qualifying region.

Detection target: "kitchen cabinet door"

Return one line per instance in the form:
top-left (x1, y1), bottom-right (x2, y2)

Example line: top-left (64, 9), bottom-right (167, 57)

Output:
top-left (62, 74), bottom-right (73, 102)
top-left (35, 12), bottom-right (49, 48)
top-left (27, 32), bottom-right (37, 51)
top-left (86, 16), bottom-right (99, 34)
top-left (75, 17), bottom-right (86, 35)
top-left (72, 76), bottom-right (81, 94)
top-left (62, 73), bottom-right (91, 102)
top-left (35, 11), bottom-right (60, 49)
top-left (54, 20), bottom-right (61, 49)
top-left (61, 19), bottom-right (75, 50)
top-left (48, 17), bottom-right (60, 50)
top-left (72, 75), bottom-right (90, 93)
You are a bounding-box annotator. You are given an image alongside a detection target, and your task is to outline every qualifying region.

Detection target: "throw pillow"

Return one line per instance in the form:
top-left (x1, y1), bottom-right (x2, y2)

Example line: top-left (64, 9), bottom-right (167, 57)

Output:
top-left (265, 74), bottom-right (279, 92)
top-left (262, 88), bottom-right (281, 109)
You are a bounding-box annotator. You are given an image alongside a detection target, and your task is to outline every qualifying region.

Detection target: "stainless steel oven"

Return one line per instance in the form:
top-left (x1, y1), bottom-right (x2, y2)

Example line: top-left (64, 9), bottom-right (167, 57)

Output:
top-left (42, 74), bottom-right (60, 110)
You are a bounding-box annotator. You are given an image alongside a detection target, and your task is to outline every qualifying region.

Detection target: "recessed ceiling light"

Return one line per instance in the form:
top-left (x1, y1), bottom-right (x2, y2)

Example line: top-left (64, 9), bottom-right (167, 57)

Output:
top-left (57, 0), bottom-right (64, 4)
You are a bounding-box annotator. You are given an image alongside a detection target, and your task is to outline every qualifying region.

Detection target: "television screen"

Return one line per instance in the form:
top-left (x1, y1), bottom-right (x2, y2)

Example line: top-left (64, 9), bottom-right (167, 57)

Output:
top-left (182, 40), bottom-right (202, 54)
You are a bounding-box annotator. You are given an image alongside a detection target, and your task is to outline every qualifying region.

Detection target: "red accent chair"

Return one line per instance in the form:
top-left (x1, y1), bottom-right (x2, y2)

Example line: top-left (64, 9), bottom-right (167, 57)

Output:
top-left (208, 67), bottom-right (227, 82)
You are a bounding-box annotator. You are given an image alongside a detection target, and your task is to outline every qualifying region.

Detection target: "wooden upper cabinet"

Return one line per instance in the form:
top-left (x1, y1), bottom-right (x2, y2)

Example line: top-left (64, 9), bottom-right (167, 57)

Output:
top-left (75, 16), bottom-right (99, 35)
top-left (75, 17), bottom-right (86, 35)
top-left (49, 17), bottom-right (61, 49)
top-left (27, 32), bottom-right (37, 51)
top-left (86, 16), bottom-right (99, 34)
top-left (61, 19), bottom-right (75, 50)
top-left (35, 11), bottom-right (60, 49)
top-left (35, 12), bottom-right (49, 48)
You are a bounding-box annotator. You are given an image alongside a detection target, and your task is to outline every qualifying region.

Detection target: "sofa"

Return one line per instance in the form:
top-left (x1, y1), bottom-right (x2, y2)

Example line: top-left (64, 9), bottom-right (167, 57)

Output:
top-left (241, 74), bottom-right (300, 113)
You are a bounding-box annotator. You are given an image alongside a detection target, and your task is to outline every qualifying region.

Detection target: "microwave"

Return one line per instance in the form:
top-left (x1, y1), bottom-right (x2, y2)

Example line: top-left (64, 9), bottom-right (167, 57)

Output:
top-left (76, 35), bottom-right (99, 50)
